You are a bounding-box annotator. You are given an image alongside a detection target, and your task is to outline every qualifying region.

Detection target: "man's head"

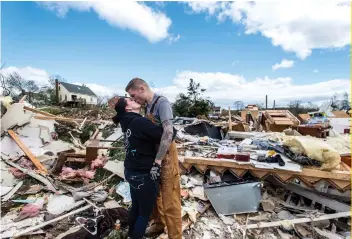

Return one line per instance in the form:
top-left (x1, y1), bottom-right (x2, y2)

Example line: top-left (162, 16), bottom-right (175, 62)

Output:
top-left (125, 78), bottom-right (152, 105)
top-left (112, 97), bottom-right (141, 124)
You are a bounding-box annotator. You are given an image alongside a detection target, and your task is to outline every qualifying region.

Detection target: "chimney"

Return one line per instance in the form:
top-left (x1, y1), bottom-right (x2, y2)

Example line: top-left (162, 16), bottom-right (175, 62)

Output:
top-left (55, 79), bottom-right (59, 104)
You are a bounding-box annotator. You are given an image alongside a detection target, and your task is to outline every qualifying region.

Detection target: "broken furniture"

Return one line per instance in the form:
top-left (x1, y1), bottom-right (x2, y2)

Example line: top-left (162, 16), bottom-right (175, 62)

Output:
top-left (292, 124), bottom-right (330, 138)
top-left (261, 110), bottom-right (300, 132)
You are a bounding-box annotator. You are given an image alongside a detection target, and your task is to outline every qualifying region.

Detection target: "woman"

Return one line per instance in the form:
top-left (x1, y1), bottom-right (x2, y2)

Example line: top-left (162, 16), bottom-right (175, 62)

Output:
top-left (112, 97), bottom-right (162, 239)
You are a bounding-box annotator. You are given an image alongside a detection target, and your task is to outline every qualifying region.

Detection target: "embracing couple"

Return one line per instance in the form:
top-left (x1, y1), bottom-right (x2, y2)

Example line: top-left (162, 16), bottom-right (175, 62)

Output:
top-left (112, 78), bottom-right (182, 239)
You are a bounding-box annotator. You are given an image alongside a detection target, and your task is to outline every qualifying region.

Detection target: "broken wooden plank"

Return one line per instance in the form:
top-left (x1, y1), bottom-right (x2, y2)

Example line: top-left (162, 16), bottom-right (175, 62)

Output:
top-left (7, 130), bottom-right (48, 174)
top-left (34, 115), bottom-right (86, 122)
top-left (245, 211), bottom-right (350, 229)
top-left (4, 159), bottom-right (59, 193)
top-left (91, 129), bottom-right (100, 139)
top-left (79, 117), bottom-right (87, 130)
top-left (1, 181), bottom-right (23, 202)
top-left (23, 106), bottom-right (55, 117)
top-left (13, 204), bottom-right (92, 237)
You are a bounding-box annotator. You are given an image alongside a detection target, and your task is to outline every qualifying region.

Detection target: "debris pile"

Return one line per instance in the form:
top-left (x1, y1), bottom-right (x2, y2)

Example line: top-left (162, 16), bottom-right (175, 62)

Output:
top-left (172, 112), bottom-right (351, 239)
top-left (0, 99), bottom-right (350, 239)
top-left (0, 101), bottom-right (129, 238)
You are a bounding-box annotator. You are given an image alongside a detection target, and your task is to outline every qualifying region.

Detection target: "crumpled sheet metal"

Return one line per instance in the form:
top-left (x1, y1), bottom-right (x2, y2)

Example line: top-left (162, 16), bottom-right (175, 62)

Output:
top-left (283, 136), bottom-right (341, 170)
top-left (204, 181), bottom-right (262, 215)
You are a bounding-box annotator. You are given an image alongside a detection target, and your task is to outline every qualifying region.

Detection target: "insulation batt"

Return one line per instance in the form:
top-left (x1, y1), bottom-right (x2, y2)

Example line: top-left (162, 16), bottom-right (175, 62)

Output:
top-left (60, 167), bottom-right (95, 183)
top-left (91, 155), bottom-right (108, 170)
top-left (283, 136), bottom-right (341, 171)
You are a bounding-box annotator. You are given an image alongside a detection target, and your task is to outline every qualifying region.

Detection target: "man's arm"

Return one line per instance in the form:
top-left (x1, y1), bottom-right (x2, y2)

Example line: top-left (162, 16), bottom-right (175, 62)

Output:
top-left (155, 119), bottom-right (173, 163)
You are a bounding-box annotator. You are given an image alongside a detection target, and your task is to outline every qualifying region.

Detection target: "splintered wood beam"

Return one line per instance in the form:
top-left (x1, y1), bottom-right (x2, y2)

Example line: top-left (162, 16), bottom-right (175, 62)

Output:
top-left (34, 115), bottom-right (89, 122)
top-left (7, 130), bottom-right (48, 174)
top-left (23, 106), bottom-right (56, 117)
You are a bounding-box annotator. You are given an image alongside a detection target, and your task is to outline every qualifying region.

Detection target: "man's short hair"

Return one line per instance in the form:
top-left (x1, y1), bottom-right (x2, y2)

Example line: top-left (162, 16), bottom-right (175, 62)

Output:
top-left (125, 78), bottom-right (149, 92)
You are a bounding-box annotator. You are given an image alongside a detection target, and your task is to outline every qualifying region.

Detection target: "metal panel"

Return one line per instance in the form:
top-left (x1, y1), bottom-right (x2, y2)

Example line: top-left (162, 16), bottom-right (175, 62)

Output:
top-left (204, 180), bottom-right (262, 215)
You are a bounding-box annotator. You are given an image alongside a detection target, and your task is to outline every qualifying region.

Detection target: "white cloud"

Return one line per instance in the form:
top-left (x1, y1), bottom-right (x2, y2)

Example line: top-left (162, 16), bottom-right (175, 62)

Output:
top-left (168, 34), bottom-right (181, 44)
top-left (1, 66), bottom-right (50, 86)
top-left (313, 69), bottom-right (319, 73)
top-left (2, 66), bottom-right (349, 107)
top-left (154, 71), bottom-right (349, 107)
top-left (39, 1), bottom-right (173, 43)
top-left (272, 59), bottom-right (294, 70)
top-left (186, 1), bottom-right (350, 59)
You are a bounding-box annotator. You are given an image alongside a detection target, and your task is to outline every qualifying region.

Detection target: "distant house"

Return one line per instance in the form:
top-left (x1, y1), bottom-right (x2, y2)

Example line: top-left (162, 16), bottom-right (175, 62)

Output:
top-left (58, 82), bottom-right (97, 105)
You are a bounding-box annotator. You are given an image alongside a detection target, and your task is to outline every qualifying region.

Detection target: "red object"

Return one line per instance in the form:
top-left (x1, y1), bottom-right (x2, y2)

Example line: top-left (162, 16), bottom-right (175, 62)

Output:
top-left (216, 154), bottom-right (236, 159)
top-left (344, 129), bottom-right (350, 134)
top-left (234, 153), bottom-right (250, 162)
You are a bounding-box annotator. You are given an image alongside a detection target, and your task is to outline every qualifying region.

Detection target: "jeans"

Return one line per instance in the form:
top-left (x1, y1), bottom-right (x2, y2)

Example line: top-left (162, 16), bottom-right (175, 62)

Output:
top-left (125, 169), bottom-right (160, 239)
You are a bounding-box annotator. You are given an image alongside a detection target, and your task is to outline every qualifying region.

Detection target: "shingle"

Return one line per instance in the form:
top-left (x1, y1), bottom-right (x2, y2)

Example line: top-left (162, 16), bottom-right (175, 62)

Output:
top-left (60, 82), bottom-right (96, 96)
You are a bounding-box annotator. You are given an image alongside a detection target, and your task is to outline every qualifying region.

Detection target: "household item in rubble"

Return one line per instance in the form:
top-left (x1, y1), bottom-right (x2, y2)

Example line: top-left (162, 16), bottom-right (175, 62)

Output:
top-left (216, 146), bottom-right (237, 159)
top-left (234, 153), bottom-right (250, 162)
top-left (256, 153), bottom-right (285, 166)
top-left (204, 179), bottom-right (262, 215)
top-left (76, 215), bottom-right (104, 235)
top-left (266, 154), bottom-right (285, 166)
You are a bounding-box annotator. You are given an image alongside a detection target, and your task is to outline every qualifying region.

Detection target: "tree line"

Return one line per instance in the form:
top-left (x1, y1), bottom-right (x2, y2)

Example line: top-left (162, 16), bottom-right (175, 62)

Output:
top-left (1, 71), bottom-right (350, 116)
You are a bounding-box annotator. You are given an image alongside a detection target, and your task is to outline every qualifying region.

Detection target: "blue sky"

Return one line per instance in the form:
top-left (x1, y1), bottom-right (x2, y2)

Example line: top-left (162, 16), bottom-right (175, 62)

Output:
top-left (1, 1), bottom-right (350, 106)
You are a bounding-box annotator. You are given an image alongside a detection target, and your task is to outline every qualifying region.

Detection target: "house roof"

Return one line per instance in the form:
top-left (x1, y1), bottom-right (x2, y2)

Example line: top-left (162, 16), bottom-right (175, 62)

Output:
top-left (60, 82), bottom-right (96, 96)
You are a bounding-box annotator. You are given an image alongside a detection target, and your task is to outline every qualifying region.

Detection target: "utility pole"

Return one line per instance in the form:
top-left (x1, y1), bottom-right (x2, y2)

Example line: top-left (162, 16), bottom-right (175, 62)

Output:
top-left (273, 100), bottom-right (276, 109)
top-left (265, 95), bottom-right (268, 110)
top-left (228, 106), bottom-right (232, 131)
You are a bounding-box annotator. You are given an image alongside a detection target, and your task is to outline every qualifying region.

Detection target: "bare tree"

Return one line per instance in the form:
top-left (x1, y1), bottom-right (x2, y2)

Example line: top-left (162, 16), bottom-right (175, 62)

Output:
top-left (233, 101), bottom-right (244, 110)
top-left (49, 74), bottom-right (67, 85)
top-left (97, 95), bottom-right (109, 106)
top-left (6, 73), bottom-right (39, 102)
top-left (256, 102), bottom-right (265, 110)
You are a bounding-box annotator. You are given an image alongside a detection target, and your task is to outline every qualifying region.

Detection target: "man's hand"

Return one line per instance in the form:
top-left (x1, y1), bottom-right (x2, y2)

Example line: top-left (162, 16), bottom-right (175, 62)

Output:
top-left (150, 162), bottom-right (161, 181)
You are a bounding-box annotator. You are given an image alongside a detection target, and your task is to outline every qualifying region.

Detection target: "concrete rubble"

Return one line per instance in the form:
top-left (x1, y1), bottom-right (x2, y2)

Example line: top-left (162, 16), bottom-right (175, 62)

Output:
top-left (0, 100), bottom-right (350, 239)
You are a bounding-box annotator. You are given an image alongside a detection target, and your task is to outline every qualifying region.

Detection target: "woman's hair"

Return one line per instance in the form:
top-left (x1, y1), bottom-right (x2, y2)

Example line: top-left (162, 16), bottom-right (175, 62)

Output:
top-left (112, 98), bottom-right (127, 124)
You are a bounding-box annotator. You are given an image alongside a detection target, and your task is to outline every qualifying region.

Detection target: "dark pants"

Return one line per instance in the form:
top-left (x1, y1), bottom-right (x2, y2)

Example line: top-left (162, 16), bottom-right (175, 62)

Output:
top-left (125, 169), bottom-right (159, 239)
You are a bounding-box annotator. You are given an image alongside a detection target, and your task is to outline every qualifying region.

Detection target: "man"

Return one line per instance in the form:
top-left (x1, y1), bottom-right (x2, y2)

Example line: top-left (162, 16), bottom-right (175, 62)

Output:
top-left (112, 97), bottom-right (163, 239)
top-left (125, 78), bottom-right (182, 239)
